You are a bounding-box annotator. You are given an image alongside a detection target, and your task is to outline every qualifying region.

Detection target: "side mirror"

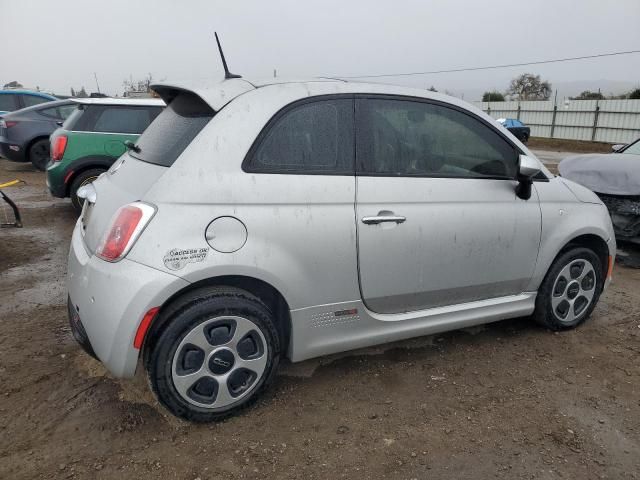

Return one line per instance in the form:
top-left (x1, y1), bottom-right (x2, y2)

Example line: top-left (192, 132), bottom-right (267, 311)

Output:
top-left (516, 154), bottom-right (541, 200)
top-left (611, 144), bottom-right (625, 153)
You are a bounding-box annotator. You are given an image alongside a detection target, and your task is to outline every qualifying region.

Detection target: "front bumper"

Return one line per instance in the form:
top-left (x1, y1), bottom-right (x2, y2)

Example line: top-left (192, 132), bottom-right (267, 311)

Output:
top-left (67, 221), bottom-right (189, 377)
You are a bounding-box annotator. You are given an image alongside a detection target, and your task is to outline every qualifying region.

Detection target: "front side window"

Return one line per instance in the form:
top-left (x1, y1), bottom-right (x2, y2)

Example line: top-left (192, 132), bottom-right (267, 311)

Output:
top-left (245, 98), bottom-right (354, 174)
top-left (356, 98), bottom-right (518, 178)
top-left (622, 139), bottom-right (640, 155)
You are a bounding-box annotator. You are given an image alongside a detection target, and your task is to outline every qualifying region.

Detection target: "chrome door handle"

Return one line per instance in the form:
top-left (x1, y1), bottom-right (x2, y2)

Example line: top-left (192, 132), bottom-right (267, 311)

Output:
top-left (362, 215), bottom-right (406, 225)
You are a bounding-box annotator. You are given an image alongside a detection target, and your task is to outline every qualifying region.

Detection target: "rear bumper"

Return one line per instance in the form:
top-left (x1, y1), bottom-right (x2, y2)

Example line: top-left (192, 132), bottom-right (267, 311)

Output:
top-left (46, 161), bottom-right (68, 198)
top-left (67, 221), bottom-right (189, 377)
top-left (0, 140), bottom-right (27, 162)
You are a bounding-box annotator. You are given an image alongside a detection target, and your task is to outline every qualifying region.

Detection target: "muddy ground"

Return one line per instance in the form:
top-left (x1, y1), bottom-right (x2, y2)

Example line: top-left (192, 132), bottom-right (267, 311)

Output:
top-left (0, 159), bottom-right (639, 480)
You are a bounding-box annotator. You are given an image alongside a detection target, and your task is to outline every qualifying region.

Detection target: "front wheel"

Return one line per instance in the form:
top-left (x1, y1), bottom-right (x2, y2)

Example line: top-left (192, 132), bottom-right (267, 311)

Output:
top-left (532, 247), bottom-right (604, 330)
top-left (147, 287), bottom-right (280, 422)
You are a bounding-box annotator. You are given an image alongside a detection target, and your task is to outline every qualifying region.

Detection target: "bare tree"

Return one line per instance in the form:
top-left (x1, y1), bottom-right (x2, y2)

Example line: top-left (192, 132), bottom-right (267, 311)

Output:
top-left (507, 73), bottom-right (551, 100)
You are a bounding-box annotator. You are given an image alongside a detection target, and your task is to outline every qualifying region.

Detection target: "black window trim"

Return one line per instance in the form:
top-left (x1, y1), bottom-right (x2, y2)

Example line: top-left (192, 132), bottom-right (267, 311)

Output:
top-left (242, 92), bottom-right (549, 181)
top-left (355, 93), bottom-right (526, 182)
top-left (242, 94), bottom-right (356, 176)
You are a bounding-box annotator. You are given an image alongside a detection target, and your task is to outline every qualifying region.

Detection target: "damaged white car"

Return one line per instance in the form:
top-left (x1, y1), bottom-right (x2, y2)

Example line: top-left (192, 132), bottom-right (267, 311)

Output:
top-left (559, 138), bottom-right (640, 244)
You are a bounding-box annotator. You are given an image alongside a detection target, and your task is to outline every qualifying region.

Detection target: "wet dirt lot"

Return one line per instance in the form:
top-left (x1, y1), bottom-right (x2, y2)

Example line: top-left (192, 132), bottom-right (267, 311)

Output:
top-left (0, 161), bottom-right (639, 480)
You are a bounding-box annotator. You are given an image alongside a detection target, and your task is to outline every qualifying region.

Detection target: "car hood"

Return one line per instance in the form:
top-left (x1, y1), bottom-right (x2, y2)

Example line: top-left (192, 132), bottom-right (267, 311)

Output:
top-left (558, 153), bottom-right (640, 196)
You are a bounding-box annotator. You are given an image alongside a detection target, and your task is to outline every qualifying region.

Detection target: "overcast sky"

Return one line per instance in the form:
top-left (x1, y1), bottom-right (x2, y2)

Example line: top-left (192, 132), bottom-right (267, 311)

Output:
top-left (1, 0), bottom-right (639, 100)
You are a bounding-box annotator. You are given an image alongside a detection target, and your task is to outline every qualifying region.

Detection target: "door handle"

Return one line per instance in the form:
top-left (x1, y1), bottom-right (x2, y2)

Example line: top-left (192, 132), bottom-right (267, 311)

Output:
top-left (362, 215), bottom-right (406, 225)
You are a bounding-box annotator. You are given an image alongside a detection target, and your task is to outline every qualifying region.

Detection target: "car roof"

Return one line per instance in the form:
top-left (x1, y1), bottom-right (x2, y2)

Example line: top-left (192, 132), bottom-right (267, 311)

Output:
top-left (70, 97), bottom-right (165, 106)
top-left (151, 77), bottom-right (474, 112)
top-left (0, 89), bottom-right (57, 99)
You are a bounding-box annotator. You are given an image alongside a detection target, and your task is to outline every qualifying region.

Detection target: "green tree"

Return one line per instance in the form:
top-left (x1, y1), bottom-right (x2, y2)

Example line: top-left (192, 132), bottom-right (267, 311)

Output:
top-left (482, 91), bottom-right (505, 102)
top-left (507, 73), bottom-right (552, 100)
top-left (629, 88), bottom-right (640, 99)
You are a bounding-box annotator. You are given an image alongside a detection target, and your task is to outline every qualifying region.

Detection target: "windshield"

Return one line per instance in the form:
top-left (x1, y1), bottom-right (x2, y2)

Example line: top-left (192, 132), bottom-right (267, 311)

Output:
top-left (130, 91), bottom-right (214, 167)
top-left (622, 139), bottom-right (640, 155)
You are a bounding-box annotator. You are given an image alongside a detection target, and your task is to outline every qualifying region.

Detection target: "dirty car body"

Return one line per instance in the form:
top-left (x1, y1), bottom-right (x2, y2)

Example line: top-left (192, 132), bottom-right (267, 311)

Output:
top-left (559, 138), bottom-right (640, 244)
top-left (67, 78), bottom-right (615, 421)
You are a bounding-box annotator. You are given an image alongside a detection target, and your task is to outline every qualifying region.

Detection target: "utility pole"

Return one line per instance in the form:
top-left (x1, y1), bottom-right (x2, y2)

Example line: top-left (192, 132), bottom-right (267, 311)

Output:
top-left (273, 69), bottom-right (277, 78)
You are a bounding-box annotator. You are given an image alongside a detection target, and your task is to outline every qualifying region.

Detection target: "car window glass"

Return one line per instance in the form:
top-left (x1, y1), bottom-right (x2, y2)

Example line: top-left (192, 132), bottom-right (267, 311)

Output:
top-left (58, 104), bottom-right (77, 119)
top-left (622, 140), bottom-right (640, 155)
top-left (248, 99), bottom-right (353, 174)
top-left (40, 106), bottom-right (62, 118)
top-left (22, 95), bottom-right (51, 107)
top-left (131, 92), bottom-right (212, 167)
top-left (356, 98), bottom-right (517, 178)
top-left (0, 94), bottom-right (18, 111)
top-left (93, 107), bottom-right (152, 134)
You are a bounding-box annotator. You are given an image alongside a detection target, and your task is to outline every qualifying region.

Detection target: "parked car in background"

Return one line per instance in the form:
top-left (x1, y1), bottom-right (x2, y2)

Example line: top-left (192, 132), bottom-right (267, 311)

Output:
top-left (67, 78), bottom-right (615, 422)
top-left (47, 97), bottom-right (164, 211)
top-left (0, 90), bottom-right (57, 115)
top-left (0, 100), bottom-right (76, 170)
top-left (559, 137), bottom-right (640, 244)
top-left (497, 118), bottom-right (530, 143)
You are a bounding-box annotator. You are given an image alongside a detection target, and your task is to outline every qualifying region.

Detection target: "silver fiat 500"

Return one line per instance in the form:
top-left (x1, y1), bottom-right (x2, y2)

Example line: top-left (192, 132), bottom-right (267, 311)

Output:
top-left (68, 78), bottom-right (615, 421)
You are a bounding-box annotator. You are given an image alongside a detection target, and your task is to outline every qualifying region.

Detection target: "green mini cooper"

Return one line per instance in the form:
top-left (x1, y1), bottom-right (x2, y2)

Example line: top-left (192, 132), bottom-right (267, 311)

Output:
top-left (47, 98), bottom-right (164, 212)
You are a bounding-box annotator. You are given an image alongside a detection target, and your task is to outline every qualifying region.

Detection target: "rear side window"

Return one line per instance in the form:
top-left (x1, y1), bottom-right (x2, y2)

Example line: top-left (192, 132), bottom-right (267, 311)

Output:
top-left (40, 104), bottom-right (76, 120)
top-left (22, 94), bottom-right (51, 107)
top-left (130, 92), bottom-right (214, 167)
top-left (68, 105), bottom-right (162, 134)
top-left (356, 98), bottom-right (518, 179)
top-left (93, 107), bottom-right (154, 134)
top-left (0, 94), bottom-right (18, 111)
top-left (244, 98), bottom-right (354, 174)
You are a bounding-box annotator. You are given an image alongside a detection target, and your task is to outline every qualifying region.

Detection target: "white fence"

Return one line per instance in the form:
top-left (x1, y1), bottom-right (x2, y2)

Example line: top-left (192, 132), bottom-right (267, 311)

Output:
top-left (474, 99), bottom-right (640, 144)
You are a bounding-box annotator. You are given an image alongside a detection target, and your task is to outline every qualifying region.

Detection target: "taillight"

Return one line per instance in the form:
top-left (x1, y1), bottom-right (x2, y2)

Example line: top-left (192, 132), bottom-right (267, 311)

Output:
top-left (51, 135), bottom-right (67, 161)
top-left (0, 120), bottom-right (18, 128)
top-left (96, 202), bottom-right (156, 262)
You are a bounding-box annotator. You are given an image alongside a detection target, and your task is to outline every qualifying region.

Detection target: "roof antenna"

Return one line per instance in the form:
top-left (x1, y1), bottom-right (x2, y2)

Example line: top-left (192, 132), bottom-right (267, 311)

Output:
top-left (215, 32), bottom-right (241, 79)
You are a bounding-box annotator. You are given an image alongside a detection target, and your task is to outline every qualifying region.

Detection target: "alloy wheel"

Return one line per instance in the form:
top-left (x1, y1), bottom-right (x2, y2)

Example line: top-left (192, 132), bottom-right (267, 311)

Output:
top-left (551, 258), bottom-right (597, 323)
top-left (171, 316), bottom-right (268, 409)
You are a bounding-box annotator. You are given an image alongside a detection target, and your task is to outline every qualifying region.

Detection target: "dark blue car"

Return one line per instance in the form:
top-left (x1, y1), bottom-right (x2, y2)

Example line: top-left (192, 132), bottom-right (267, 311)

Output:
top-left (0, 90), bottom-right (57, 115)
top-left (497, 118), bottom-right (530, 143)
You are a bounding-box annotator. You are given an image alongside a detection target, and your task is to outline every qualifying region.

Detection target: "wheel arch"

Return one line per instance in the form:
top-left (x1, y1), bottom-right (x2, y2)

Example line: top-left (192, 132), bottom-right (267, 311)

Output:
top-left (557, 233), bottom-right (610, 280)
top-left (142, 275), bottom-right (292, 367)
top-left (25, 135), bottom-right (50, 160)
top-left (63, 156), bottom-right (113, 196)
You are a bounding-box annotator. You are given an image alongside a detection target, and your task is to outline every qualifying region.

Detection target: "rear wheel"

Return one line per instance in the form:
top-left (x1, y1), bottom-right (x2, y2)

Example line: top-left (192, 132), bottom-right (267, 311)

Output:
top-left (29, 139), bottom-right (50, 171)
top-left (69, 168), bottom-right (104, 213)
top-left (147, 287), bottom-right (280, 422)
top-left (532, 247), bottom-right (603, 330)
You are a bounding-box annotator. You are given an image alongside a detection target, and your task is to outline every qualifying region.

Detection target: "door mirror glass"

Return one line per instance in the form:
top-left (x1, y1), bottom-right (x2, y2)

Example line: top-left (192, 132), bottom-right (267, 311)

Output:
top-left (518, 154), bottom-right (541, 178)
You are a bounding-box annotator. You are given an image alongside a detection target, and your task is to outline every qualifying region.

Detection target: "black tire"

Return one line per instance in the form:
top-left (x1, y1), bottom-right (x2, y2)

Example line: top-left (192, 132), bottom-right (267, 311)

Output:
top-left (146, 286), bottom-right (281, 422)
top-left (69, 168), bottom-right (104, 213)
top-left (29, 139), bottom-right (50, 171)
top-left (532, 247), bottom-right (603, 330)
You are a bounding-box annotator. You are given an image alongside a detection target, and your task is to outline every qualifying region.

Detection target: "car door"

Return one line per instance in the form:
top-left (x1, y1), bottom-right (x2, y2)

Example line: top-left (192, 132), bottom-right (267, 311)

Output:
top-left (355, 96), bottom-right (541, 314)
